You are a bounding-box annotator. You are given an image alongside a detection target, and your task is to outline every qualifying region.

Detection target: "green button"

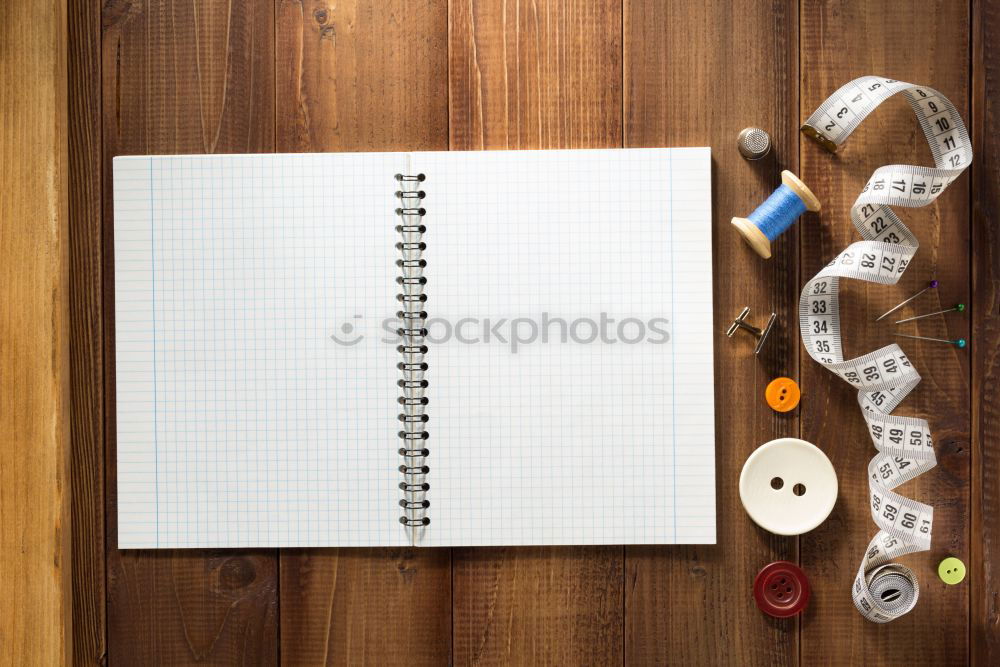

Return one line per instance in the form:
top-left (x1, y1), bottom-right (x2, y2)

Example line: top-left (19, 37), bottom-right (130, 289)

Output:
top-left (938, 557), bottom-right (966, 585)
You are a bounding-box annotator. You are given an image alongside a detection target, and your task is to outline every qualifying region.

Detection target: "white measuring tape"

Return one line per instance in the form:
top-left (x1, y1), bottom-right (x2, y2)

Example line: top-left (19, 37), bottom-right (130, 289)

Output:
top-left (799, 76), bottom-right (971, 622)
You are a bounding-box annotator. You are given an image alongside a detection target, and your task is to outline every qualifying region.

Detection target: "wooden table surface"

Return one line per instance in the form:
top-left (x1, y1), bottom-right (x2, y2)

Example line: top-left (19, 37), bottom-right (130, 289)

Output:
top-left (57, 0), bottom-right (997, 664)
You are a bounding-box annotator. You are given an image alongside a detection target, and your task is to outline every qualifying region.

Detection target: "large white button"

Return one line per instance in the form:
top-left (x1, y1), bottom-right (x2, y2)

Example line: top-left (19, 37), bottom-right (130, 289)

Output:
top-left (739, 438), bottom-right (838, 535)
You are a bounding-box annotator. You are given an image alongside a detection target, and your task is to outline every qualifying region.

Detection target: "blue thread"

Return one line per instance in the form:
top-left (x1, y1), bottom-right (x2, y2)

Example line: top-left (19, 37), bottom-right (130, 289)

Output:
top-left (747, 184), bottom-right (807, 241)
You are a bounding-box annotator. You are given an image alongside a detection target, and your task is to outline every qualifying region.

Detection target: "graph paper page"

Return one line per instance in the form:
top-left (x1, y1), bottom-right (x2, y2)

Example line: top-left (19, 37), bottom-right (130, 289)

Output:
top-left (114, 153), bottom-right (408, 548)
top-left (414, 148), bottom-right (715, 546)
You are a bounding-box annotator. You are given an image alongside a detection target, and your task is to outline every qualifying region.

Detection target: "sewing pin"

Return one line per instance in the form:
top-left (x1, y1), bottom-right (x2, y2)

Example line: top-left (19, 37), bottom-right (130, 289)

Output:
top-left (875, 280), bottom-right (938, 322)
top-left (894, 333), bottom-right (966, 348)
top-left (894, 303), bottom-right (965, 324)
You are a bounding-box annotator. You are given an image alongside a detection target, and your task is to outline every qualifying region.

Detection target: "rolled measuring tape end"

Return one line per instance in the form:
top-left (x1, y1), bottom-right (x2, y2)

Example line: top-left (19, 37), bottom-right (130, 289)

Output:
top-left (854, 562), bottom-right (919, 623)
top-left (731, 170), bottom-right (821, 259)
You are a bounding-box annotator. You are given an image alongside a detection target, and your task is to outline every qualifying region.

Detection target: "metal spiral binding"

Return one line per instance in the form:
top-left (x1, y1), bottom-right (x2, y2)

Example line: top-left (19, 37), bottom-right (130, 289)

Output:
top-left (395, 173), bottom-right (430, 531)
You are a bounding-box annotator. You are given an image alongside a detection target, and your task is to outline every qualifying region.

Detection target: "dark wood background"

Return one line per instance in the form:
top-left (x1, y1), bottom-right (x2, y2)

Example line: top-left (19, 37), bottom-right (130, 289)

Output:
top-left (66, 0), bottom-right (998, 664)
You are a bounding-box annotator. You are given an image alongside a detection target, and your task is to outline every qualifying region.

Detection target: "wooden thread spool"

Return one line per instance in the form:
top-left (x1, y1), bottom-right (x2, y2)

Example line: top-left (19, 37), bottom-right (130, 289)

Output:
top-left (731, 170), bottom-right (821, 259)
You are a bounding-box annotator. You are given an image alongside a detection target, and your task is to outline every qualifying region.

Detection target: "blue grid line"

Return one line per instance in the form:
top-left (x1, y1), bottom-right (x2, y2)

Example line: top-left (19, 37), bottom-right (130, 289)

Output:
top-left (149, 156), bottom-right (159, 547)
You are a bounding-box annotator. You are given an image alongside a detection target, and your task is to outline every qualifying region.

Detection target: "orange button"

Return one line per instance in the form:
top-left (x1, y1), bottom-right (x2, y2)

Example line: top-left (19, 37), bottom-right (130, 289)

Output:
top-left (765, 377), bottom-right (800, 412)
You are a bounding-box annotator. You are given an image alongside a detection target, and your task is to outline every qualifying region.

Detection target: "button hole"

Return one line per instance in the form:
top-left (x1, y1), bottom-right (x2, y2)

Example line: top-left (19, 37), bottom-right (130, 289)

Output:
top-left (770, 477), bottom-right (784, 490)
top-left (793, 483), bottom-right (806, 496)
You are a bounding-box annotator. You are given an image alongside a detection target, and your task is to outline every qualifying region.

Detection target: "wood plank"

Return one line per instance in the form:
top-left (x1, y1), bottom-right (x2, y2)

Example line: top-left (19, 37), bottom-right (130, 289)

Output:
top-left (276, 0), bottom-right (448, 152)
top-left (449, 0), bottom-right (622, 150)
top-left (972, 0), bottom-right (1000, 663)
top-left (68, 0), bottom-right (106, 662)
top-left (0, 0), bottom-right (71, 663)
top-left (101, 2), bottom-right (279, 663)
top-left (799, 2), bottom-right (971, 664)
top-left (274, 2), bottom-right (452, 664)
top-left (280, 549), bottom-right (452, 665)
top-left (448, 2), bottom-right (625, 664)
top-left (453, 548), bottom-right (623, 665)
top-left (623, 1), bottom-right (800, 663)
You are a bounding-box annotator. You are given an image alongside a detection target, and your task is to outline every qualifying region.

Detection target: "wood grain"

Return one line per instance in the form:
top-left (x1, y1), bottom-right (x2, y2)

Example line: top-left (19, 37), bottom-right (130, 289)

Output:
top-left (623, 0), bottom-right (800, 663)
top-left (799, 1), bottom-right (971, 664)
top-left (68, 0), bottom-right (106, 662)
top-left (108, 553), bottom-right (278, 664)
top-left (0, 0), bottom-right (71, 663)
top-left (274, 2), bottom-right (453, 664)
top-left (448, 1), bottom-right (625, 664)
top-left (453, 548), bottom-right (623, 665)
top-left (276, 0), bottom-right (448, 152)
top-left (449, 0), bottom-right (622, 150)
top-left (280, 549), bottom-right (451, 665)
top-left (972, 0), bottom-right (1000, 662)
top-left (101, 1), bottom-right (278, 663)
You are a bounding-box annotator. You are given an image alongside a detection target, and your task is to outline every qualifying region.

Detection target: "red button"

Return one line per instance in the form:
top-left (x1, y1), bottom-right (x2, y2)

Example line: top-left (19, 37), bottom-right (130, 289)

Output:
top-left (754, 561), bottom-right (810, 618)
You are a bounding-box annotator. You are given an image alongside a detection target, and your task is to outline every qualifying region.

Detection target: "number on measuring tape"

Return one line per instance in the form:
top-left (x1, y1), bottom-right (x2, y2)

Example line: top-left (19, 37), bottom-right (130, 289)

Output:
top-left (800, 76), bottom-right (971, 623)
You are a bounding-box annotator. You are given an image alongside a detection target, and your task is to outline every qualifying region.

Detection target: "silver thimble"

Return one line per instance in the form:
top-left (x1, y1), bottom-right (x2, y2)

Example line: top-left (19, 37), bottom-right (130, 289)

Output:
top-left (737, 127), bottom-right (771, 160)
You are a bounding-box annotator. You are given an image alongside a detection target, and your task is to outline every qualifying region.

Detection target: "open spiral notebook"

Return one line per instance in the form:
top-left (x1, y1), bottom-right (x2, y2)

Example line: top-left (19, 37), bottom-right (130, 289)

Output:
top-left (113, 147), bottom-right (715, 548)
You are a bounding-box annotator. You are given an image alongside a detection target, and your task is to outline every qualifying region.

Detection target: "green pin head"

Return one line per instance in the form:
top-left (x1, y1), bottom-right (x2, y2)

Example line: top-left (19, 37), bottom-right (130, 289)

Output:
top-left (956, 338), bottom-right (967, 348)
top-left (955, 303), bottom-right (966, 312)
